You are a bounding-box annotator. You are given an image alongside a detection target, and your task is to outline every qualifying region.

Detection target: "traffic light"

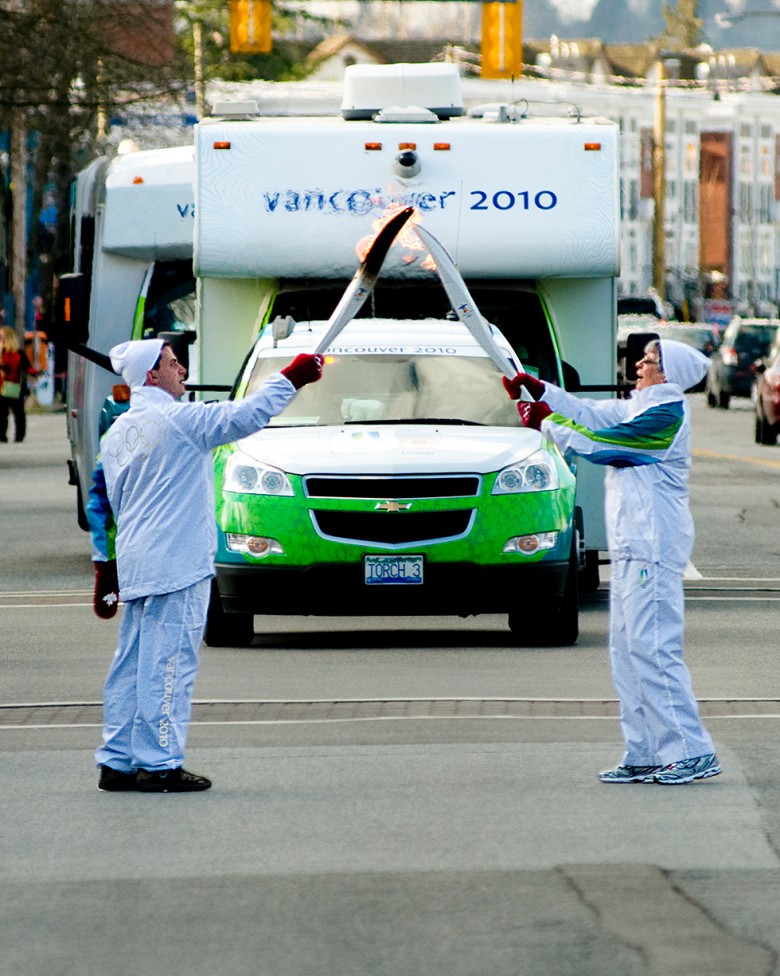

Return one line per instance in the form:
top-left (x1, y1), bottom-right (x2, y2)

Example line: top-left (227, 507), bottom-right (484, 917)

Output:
top-left (230, 0), bottom-right (272, 54)
top-left (481, 1), bottom-right (523, 80)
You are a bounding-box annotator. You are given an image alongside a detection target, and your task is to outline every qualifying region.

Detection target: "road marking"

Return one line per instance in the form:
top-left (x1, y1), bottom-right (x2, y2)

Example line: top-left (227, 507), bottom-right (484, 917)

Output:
top-left (0, 602), bottom-right (94, 609)
top-left (2, 698), bottom-right (779, 730)
top-left (0, 590), bottom-right (92, 597)
top-left (3, 714), bottom-right (780, 731)
top-left (693, 446), bottom-right (780, 470)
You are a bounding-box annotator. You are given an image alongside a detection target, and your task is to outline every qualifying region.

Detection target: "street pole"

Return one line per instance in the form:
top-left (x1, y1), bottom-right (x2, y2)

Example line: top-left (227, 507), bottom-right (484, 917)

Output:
top-left (652, 59), bottom-right (666, 299)
top-left (10, 111), bottom-right (27, 340)
top-left (193, 20), bottom-right (206, 120)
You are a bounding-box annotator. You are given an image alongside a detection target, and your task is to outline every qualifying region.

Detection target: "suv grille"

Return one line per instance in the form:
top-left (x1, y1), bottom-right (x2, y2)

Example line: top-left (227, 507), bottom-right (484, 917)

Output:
top-left (312, 510), bottom-right (475, 546)
top-left (304, 475), bottom-right (480, 499)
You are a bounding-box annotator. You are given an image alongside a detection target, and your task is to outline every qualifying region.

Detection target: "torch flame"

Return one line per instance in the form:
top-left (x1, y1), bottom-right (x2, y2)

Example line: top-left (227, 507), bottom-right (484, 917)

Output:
top-left (356, 205), bottom-right (437, 271)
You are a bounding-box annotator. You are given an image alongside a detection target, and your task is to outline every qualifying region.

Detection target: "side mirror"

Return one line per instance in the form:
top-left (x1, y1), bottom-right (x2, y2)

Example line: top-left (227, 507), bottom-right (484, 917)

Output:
top-left (751, 358), bottom-right (767, 375)
top-left (561, 360), bottom-right (581, 391)
top-left (57, 273), bottom-right (90, 346)
top-left (272, 315), bottom-right (296, 345)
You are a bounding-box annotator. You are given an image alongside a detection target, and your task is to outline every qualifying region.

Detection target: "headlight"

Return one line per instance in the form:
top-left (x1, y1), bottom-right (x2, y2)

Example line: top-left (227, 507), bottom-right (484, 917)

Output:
top-left (226, 534), bottom-right (284, 557)
top-left (492, 450), bottom-right (559, 494)
top-left (503, 532), bottom-right (558, 555)
top-left (223, 452), bottom-right (293, 496)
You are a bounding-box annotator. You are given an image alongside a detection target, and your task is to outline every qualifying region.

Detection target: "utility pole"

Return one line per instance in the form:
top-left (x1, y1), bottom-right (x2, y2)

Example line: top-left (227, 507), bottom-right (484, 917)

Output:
top-left (193, 20), bottom-right (206, 119)
top-left (652, 58), bottom-right (666, 299)
top-left (10, 111), bottom-right (27, 339)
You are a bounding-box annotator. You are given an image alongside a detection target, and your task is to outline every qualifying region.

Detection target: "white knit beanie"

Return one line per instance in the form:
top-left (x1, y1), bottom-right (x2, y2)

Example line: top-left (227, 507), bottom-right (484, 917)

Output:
top-left (658, 340), bottom-right (710, 392)
top-left (109, 339), bottom-right (165, 390)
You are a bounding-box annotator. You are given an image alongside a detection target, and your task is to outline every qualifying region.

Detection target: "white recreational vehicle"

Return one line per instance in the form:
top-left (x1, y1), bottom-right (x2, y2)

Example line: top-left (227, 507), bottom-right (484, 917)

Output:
top-left (64, 63), bottom-right (620, 643)
top-left (63, 146), bottom-right (196, 527)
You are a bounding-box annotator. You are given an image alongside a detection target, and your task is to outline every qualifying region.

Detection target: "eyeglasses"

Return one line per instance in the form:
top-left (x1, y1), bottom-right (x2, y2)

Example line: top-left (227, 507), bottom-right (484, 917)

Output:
top-left (639, 355), bottom-right (660, 366)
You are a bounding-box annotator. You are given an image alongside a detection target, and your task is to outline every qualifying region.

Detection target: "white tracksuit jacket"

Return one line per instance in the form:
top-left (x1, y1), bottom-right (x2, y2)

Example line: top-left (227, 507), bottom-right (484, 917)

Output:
top-left (536, 341), bottom-right (714, 765)
top-left (101, 375), bottom-right (296, 600)
top-left (95, 374), bottom-right (297, 772)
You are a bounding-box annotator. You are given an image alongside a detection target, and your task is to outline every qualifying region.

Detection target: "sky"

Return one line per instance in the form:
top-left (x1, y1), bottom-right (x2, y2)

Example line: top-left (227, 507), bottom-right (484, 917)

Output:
top-left (287, 0), bottom-right (780, 50)
top-left (548, 0), bottom-right (647, 24)
top-left (546, 0), bottom-right (776, 26)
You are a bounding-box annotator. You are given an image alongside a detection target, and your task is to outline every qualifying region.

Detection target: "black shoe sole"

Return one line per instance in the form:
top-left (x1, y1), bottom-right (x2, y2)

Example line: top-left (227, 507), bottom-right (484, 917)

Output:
top-left (97, 767), bottom-right (140, 792)
top-left (135, 768), bottom-right (211, 793)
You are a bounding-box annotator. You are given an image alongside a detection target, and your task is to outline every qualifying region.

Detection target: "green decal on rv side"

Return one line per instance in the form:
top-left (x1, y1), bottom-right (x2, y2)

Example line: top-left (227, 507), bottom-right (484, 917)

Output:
top-left (131, 297), bottom-right (146, 340)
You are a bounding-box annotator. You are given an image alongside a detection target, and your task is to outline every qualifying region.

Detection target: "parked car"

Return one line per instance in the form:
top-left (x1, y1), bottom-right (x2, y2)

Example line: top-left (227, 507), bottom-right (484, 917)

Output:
top-left (753, 351), bottom-right (780, 444)
top-left (705, 317), bottom-right (780, 408)
top-left (617, 293), bottom-right (675, 320)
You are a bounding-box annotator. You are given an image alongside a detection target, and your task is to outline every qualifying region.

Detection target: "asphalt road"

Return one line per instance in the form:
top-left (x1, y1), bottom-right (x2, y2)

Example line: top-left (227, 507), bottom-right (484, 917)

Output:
top-left (2, 398), bottom-right (780, 976)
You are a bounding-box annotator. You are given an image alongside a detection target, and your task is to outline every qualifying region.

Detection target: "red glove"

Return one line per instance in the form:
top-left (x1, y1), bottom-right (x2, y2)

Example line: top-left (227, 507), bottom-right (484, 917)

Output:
top-left (517, 401), bottom-right (553, 430)
top-left (503, 372), bottom-right (545, 401)
top-left (281, 354), bottom-right (324, 389)
top-left (93, 560), bottom-right (119, 619)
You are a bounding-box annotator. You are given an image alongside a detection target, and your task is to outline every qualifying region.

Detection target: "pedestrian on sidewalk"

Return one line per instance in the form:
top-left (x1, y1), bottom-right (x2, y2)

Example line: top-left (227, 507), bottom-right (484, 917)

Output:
top-left (0, 325), bottom-right (36, 443)
top-left (504, 338), bottom-right (721, 786)
top-left (93, 338), bottom-right (323, 794)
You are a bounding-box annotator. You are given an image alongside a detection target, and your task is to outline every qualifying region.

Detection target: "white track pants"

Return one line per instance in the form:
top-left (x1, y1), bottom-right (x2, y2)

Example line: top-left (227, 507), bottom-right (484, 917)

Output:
top-left (95, 578), bottom-right (211, 772)
top-left (609, 559), bottom-right (714, 766)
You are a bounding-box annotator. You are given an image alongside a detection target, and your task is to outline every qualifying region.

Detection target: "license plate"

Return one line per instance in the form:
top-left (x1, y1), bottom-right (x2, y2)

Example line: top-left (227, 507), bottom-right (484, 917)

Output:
top-left (364, 554), bottom-right (424, 585)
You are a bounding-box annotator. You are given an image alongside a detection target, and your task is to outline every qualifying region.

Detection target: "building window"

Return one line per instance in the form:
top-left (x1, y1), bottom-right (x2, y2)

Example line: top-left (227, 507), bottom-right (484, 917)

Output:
top-left (760, 184), bottom-right (773, 223)
top-left (621, 178), bottom-right (639, 221)
top-left (683, 181), bottom-right (697, 223)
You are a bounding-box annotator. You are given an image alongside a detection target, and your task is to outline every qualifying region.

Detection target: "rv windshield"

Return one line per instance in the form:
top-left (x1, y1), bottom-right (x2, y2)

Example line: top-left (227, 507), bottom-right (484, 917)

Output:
top-left (245, 353), bottom-right (521, 428)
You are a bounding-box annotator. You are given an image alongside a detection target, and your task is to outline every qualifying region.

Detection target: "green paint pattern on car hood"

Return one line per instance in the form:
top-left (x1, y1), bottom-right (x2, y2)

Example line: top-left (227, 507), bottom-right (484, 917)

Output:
top-left (213, 443), bottom-right (576, 567)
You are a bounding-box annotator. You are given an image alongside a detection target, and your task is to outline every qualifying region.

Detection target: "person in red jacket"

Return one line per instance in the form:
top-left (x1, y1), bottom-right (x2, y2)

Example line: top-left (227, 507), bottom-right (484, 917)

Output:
top-left (0, 326), bottom-right (36, 443)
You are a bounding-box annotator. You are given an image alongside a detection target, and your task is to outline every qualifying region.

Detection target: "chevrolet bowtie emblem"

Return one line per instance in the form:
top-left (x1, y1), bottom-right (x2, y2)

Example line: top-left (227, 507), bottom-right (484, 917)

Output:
top-left (374, 500), bottom-right (412, 513)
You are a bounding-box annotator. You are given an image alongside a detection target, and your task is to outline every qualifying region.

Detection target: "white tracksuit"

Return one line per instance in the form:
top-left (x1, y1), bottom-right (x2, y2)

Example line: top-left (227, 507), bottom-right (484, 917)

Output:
top-left (95, 374), bottom-right (297, 772)
top-left (538, 342), bottom-right (714, 765)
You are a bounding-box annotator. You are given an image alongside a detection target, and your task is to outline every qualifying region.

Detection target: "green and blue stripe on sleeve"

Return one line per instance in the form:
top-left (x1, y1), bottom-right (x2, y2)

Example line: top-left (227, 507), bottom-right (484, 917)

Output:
top-left (543, 401), bottom-right (685, 468)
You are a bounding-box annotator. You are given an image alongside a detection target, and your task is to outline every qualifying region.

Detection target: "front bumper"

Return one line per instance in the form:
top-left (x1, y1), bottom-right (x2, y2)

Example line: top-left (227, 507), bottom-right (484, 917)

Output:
top-left (215, 558), bottom-right (570, 617)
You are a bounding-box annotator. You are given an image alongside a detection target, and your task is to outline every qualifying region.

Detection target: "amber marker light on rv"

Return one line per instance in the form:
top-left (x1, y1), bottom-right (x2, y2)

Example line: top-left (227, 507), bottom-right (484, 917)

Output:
top-left (213, 141), bottom-right (231, 150)
top-left (365, 143), bottom-right (382, 150)
top-left (433, 143), bottom-right (451, 150)
top-left (584, 143), bottom-right (602, 151)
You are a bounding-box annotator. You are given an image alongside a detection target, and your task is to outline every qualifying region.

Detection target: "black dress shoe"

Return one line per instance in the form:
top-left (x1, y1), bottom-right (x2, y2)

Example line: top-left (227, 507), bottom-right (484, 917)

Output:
top-left (97, 765), bottom-right (139, 792)
top-left (136, 767), bottom-right (212, 793)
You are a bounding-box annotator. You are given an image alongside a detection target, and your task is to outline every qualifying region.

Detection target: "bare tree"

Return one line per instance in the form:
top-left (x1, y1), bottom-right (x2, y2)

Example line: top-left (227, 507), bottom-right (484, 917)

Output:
top-left (0, 0), bottom-right (338, 326)
top-left (0, 0), bottom-right (191, 329)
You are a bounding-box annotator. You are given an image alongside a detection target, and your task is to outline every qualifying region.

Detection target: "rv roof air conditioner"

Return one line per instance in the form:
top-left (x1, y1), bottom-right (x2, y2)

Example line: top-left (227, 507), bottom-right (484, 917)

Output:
top-left (341, 63), bottom-right (464, 121)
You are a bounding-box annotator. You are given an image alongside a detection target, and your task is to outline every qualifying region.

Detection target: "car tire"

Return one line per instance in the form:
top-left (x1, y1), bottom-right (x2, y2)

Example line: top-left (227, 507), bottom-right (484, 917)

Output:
top-left (76, 482), bottom-right (90, 533)
top-left (508, 541), bottom-right (579, 647)
top-left (717, 389), bottom-right (730, 409)
top-left (203, 579), bottom-right (255, 647)
top-left (756, 409), bottom-right (778, 446)
top-left (705, 379), bottom-right (718, 408)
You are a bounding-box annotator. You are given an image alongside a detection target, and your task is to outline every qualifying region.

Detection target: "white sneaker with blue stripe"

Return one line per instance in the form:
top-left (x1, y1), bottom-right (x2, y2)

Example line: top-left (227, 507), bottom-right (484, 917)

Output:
top-left (598, 764), bottom-right (662, 784)
top-left (653, 753), bottom-right (722, 785)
